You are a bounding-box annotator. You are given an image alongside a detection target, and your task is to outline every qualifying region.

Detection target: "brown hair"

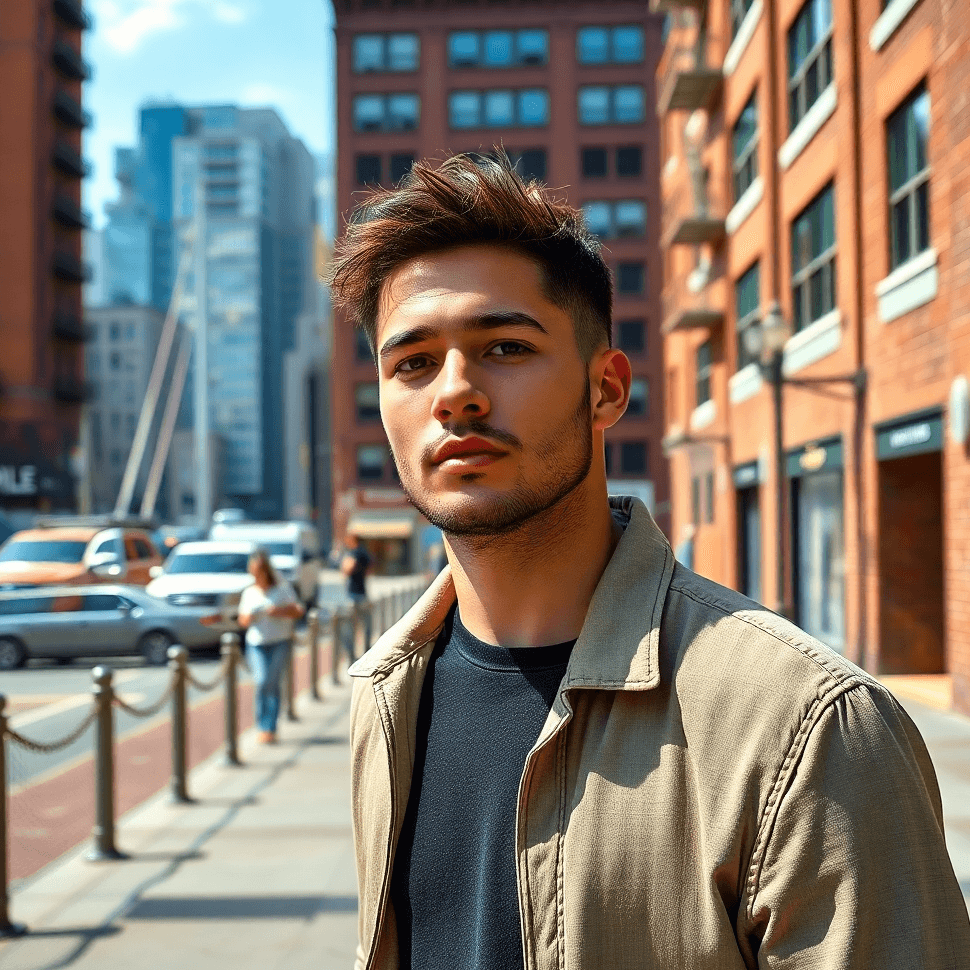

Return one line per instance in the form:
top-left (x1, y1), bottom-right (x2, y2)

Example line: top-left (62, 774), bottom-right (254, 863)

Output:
top-left (248, 547), bottom-right (280, 587)
top-left (326, 151), bottom-right (613, 361)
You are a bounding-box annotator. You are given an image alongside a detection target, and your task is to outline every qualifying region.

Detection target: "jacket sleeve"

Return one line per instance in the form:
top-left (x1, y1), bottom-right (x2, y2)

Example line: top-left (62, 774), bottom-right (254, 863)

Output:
top-left (744, 682), bottom-right (970, 968)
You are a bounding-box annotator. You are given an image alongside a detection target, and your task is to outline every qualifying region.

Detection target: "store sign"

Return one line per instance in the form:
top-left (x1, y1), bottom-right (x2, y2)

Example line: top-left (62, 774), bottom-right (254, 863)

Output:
top-left (876, 410), bottom-right (943, 460)
top-left (0, 465), bottom-right (38, 496)
top-left (732, 461), bottom-right (759, 489)
top-left (786, 439), bottom-right (843, 479)
top-left (799, 446), bottom-right (827, 472)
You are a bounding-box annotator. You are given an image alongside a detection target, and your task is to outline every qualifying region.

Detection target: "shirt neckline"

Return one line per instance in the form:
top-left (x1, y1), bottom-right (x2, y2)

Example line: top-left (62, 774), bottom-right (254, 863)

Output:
top-left (449, 607), bottom-right (576, 673)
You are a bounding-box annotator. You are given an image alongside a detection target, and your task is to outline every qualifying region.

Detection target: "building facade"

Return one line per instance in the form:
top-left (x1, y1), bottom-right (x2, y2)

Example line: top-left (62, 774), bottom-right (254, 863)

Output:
top-left (0, 0), bottom-right (91, 525)
top-left (656, 0), bottom-right (970, 712)
top-left (333, 0), bottom-right (669, 572)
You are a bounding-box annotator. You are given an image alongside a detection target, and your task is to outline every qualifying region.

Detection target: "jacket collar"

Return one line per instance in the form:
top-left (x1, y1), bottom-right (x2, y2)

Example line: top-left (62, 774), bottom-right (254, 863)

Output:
top-left (349, 496), bottom-right (674, 691)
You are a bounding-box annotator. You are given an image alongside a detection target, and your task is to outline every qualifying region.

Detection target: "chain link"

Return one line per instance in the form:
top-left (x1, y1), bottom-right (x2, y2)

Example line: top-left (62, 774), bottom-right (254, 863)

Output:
top-left (184, 655), bottom-right (230, 693)
top-left (113, 678), bottom-right (176, 719)
top-left (4, 703), bottom-right (98, 753)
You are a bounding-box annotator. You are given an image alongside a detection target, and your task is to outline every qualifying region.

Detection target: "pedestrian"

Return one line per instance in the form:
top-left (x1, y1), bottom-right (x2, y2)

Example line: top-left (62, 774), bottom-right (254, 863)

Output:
top-left (340, 532), bottom-right (371, 661)
top-left (326, 152), bottom-right (970, 968)
top-left (238, 547), bottom-right (304, 744)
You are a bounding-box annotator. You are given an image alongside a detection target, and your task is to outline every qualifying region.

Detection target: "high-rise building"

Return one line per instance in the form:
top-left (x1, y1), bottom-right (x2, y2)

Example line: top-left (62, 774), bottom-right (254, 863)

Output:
top-left (656, 0), bottom-right (970, 712)
top-left (332, 0), bottom-right (669, 573)
top-left (0, 0), bottom-right (91, 524)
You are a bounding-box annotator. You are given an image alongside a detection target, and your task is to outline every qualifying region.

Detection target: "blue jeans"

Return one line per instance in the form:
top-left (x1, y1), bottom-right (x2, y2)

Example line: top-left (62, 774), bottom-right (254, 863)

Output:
top-left (246, 639), bottom-right (290, 733)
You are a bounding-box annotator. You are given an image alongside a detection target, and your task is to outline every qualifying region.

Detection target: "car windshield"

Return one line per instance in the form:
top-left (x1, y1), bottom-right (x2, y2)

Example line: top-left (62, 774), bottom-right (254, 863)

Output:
top-left (262, 542), bottom-right (295, 557)
top-left (165, 552), bottom-right (250, 575)
top-left (0, 540), bottom-right (87, 564)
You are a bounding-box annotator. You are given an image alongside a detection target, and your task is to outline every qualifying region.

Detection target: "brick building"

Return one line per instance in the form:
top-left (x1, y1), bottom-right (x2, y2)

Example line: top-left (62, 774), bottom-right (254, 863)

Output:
top-left (656, 0), bottom-right (970, 711)
top-left (332, 0), bottom-right (669, 573)
top-left (0, 0), bottom-right (90, 523)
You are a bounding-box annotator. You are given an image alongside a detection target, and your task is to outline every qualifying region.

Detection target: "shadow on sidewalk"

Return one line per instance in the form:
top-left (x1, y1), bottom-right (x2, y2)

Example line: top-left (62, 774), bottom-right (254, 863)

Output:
top-left (125, 894), bottom-right (358, 920)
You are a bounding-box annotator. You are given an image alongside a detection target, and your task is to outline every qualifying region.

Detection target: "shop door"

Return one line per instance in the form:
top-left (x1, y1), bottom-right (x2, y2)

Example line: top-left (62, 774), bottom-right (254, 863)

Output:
top-left (737, 486), bottom-right (761, 603)
top-left (794, 470), bottom-right (845, 652)
top-left (876, 451), bottom-right (944, 673)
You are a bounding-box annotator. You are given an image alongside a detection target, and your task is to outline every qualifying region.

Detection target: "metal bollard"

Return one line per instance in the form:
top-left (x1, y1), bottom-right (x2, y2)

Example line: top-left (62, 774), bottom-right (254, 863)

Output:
top-left (307, 608), bottom-right (320, 701)
top-left (168, 646), bottom-right (191, 803)
top-left (0, 696), bottom-right (26, 938)
top-left (88, 666), bottom-right (125, 861)
top-left (221, 633), bottom-right (241, 767)
top-left (330, 607), bottom-right (341, 684)
top-left (284, 639), bottom-right (298, 722)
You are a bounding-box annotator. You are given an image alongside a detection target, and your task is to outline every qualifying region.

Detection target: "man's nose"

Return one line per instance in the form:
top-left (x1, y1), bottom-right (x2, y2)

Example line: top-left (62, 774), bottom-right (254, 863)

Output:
top-left (431, 351), bottom-right (490, 423)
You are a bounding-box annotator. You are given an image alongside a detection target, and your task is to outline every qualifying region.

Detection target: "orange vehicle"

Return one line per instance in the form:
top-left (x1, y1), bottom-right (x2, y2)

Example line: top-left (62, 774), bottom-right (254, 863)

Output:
top-left (0, 525), bottom-right (163, 589)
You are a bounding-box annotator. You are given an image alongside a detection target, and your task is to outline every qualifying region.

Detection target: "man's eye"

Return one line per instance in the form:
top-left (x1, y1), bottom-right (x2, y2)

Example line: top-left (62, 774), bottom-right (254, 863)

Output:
top-left (489, 341), bottom-right (531, 357)
top-left (395, 355), bottom-right (432, 374)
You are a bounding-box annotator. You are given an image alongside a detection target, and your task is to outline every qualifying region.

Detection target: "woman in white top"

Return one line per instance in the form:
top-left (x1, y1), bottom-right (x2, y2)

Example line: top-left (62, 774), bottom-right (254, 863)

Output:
top-left (238, 548), bottom-right (304, 743)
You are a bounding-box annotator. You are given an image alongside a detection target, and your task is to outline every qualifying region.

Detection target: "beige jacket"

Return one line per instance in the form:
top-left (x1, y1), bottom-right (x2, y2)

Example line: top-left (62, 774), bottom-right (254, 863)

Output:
top-left (349, 497), bottom-right (970, 969)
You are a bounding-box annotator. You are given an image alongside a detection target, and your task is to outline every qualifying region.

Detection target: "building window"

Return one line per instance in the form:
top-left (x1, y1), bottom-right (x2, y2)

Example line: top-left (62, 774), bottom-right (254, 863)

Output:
top-left (578, 85), bottom-right (645, 125)
top-left (582, 200), bottom-right (646, 239)
top-left (110, 351), bottom-right (121, 371)
top-left (582, 147), bottom-right (608, 178)
top-left (620, 441), bottom-right (648, 475)
top-left (791, 183), bottom-right (836, 332)
top-left (731, 0), bottom-right (755, 38)
top-left (353, 94), bottom-right (420, 132)
top-left (110, 412), bottom-right (120, 431)
top-left (732, 91), bottom-right (759, 202)
top-left (390, 153), bottom-right (415, 183)
top-left (735, 261), bottom-right (761, 371)
top-left (617, 262), bottom-right (645, 295)
top-left (356, 329), bottom-right (373, 363)
top-left (787, 0), bottom-right (834, 133)
top-left (576, 25), bottom-right (644, 65)
top-left (887, 86), bottom-right (930, 271)
top-left (356, 154), bottom-right (381, 186)
top-left (508, 149), bottom-right (546, 182)
top-left (617, 319), bottom-right (645, 355)
top-left (447, 29), bottom-right (548, 68)
top-left (353, 33), bottom-right (419, 73)
top-left (705, 471), bottom-right (715, 523)
top-left (357, 444), bottom-right (389, 482)
top-left (692, 476), bottom-right (702, 525)
top-left (616, 146), bottom-right (642, 177)
top-left (627, 378), bottom-right (650, 417)
top-left (696, 340), bottom-right (712, 406)
top-left (355, 383), bottom-right (381, 422)
top-left (449, 89), bottom-right (549, 129)
top-left (109, 322), bottom-right (120, 340)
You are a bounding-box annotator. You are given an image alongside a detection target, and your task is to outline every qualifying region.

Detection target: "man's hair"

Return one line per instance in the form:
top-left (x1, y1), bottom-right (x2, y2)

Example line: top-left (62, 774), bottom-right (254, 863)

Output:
top-left (325, 152), bottom-right (613, 360)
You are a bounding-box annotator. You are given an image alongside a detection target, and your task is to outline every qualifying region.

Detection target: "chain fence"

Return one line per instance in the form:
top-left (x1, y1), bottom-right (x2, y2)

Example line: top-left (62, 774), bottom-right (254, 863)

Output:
top-left (3, 704), bottom-right (98, 755)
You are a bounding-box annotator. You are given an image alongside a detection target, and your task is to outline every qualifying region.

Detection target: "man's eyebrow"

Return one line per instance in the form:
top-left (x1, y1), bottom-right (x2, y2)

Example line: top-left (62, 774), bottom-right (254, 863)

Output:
top-left (378, 311), bottom-right (548, 361)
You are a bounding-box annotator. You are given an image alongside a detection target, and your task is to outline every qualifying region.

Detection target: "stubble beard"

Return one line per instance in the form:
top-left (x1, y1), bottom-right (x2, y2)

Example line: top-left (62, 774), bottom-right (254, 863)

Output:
top-left (394, 378), bottom-right (594, 540)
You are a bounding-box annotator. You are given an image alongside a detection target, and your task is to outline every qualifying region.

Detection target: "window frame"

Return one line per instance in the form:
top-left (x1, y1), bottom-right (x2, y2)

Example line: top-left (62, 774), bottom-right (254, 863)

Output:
top-left (731, 0), bottom-right (756, 39)
top-left (886, 85), bottom-right (931, 271)
top-left (354, 382), bottom-right (381, 423)
top-left (732, 91), bottom-right (760, 203)
top-left (616, 318), bottom-right (646, 355)
top-left (627, 378), bottom-right (650, 418)
top-left (695, 340), bottom-right (713, 407)
top-left (615, 145), bottom-right (643, 177)
top-left (619, 440), bottom-right (648, 476)
top-left (355, 153), bottom-right (382, 186)
top-left (576, 25), bottom-right (644, 65)
top-left (617, 262), bottom-right (646, 295)
top-left (447, 28), bottom-right (549, 68)
top-left (734, 261), bottom-right (761, 372)
top-left (448, 89), bottom-right (549, 130)
top-left (790, 183), bottom-right (837, 333)
top-left (352, 32), bottom-right (419, 73)
top-left (787, 0), bottom-right (834, 133)
top-left (578, 85), bottom-right (645, 126)
top-left (581, 147), bottom-right (608, 178)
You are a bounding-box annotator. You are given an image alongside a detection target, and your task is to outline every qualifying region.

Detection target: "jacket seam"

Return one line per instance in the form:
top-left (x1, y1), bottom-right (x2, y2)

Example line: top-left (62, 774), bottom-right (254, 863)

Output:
top-left (555, 728), bottom-right (567, 970)
top-left (742, 677), bottom-right (865, 921)
top-left (354, 625), bottom-right (445, 679)
top-left (519, 752), bottom-right (538, 970)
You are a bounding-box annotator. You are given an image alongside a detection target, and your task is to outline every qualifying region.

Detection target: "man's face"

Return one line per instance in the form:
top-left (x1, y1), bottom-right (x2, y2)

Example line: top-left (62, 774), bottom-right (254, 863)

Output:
top-left (375, 245), bottom-right (597, 538)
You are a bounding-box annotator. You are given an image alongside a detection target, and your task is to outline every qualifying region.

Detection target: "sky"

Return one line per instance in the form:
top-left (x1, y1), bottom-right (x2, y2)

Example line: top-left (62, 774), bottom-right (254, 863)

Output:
top-left (81, 0), bottom-right (335, 229)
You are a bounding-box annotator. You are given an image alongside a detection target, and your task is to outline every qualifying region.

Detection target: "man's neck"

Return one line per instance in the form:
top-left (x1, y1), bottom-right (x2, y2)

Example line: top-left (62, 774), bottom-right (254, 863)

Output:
top-left (445, 485), bottom-right (621, 647)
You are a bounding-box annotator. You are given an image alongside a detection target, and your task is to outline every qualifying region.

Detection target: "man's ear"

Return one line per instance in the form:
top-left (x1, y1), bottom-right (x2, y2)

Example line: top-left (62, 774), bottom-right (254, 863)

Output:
top-left (590, 348), bottom-right (632, 431)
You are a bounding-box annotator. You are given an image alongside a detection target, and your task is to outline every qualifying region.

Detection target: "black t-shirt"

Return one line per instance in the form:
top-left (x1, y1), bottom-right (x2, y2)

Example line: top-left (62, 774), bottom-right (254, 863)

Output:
top-left (347, 546), bottom-right (370, 596)
top-left (390, 605), bottom-right (575, 970)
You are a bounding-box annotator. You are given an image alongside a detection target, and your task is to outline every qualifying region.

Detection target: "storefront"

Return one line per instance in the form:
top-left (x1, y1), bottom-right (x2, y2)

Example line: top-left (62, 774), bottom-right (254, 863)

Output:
top-left (788, 438), bottom-right (846, 654)
top-left (733, 460), bottom-right (761, 603)
top-left (874, 408), bottom-right (945, 674)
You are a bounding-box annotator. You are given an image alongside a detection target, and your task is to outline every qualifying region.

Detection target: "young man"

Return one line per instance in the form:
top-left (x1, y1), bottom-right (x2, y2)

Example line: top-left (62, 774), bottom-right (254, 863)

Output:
top-left (327, 155), bottom-right (969, 970)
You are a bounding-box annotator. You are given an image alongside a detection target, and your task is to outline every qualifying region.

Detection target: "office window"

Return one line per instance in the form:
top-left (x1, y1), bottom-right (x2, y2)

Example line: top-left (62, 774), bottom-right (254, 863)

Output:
top-left (449, 89), bottom-right (548, 129)
top-left (355, 329), bottom-right (373, 363)
top-left (731, 0), bottom-right (756, 38)
top-left (696, 340), bottom-right (712, 406)
top-left (582, 200), bottom-right (646, 239)
top-left (447, 29), bottom-right (548, 68)
top-left (357, 444), bottom-right (388, 482)
top-left (390, 153), bottom-right (415, 183)
top-left (353, 33), bottom-right (419, 73)
top-left (617, 319), bottom-right (645, 355)
top-left (578, 85), bottom-right (645, 125)
top-left (732, 92), bottom-right (759, 202)
top-left (887, 86), bottom-right (930, 270)
top-left (356, 155), bottom-right (381, 186)
top-left (616, 146), bottom-right (642, 177)
top-left (692, 476), bottom-right (702, 525)
top-left (735, 261), bottom-right (761, 371)
top-left (355, 383), bottom-right (381, 422)
top-left (620, 441), bottom-right (648, 475)
top-left (791, 184), bottom-right (836, 332)
top-left (353, 94), bottom-right (419, 132)
top-left (705, 471), bottom-right (715, 524)
top-left (628, 378), bottom-right (650, 417)
top-left (787, 0), bottom-right (834, 133)
top-left (509, 149), bottom-right (546, 182)
top-left (582, 148), bottom-right (608, 177)
top-left (617, 262), bottom-right (645, 294)
top-left (577, 25), bottom-right (643, 64)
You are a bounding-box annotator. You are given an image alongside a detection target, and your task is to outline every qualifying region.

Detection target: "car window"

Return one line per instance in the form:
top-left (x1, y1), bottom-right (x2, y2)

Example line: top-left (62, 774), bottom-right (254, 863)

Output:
top-left (83, 594), bottom-right (124, 611)
top-left (166, 552), bottom-right (251, 575)
top-left (124, 537), bottom-right (140, 562)
top-left (50, 595), bottom-right (84, 614)
top-left (0, 540), bottom-right (87, 564)
top-left (262, 542), bottom-right (296, 557)
top-left (133, 537), bottom-right (155, 559)
top-left (93, 537), bottom-right (122, 557)
top-left (0, 596), bottom-right (53, 616)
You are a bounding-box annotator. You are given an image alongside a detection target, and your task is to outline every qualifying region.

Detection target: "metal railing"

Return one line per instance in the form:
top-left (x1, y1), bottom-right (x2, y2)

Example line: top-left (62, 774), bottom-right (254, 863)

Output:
top-left (0, 578), bottom-right (427, 937)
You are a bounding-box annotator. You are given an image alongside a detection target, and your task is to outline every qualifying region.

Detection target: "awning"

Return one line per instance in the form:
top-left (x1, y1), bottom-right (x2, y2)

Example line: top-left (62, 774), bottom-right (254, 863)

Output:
top-left (347, 515), bottom-right (415, 540)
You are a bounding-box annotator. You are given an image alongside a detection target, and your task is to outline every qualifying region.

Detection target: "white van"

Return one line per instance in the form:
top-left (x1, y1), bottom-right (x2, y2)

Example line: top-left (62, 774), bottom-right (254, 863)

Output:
top-left (208, 521), bottom-right (322, 606)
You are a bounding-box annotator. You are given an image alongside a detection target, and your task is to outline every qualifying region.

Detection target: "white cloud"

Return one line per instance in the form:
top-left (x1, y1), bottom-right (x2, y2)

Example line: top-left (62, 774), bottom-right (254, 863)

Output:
top-left (92, 0), bottom-right (249, 55)
top-left (240, 81), bottom-right (289, 105)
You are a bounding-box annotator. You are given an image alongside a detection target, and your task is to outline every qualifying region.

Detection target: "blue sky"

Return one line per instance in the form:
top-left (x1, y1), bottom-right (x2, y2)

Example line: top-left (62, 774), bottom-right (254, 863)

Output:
top-left (82, 0), bottom-right (335, 228)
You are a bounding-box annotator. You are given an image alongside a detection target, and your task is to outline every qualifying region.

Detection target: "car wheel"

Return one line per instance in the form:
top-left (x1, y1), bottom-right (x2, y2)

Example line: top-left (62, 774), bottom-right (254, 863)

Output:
top-left (138, 630), bottom-right (175, 667)
top-left (0, 636), bottom-right (26, 671)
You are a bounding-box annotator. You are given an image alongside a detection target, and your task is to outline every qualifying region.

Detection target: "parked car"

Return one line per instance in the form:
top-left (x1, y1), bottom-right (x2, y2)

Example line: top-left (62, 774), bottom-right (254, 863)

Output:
top-left (152, 523), bottom-right (208, 553)
top-left (208, 521), bottom-right (322, 605)
top-left (0, 526), bottom-right (163, 589)
top-left (0, 584), bottom-right (225, 669)
top-left (145, 540), bottom-right (257, 636)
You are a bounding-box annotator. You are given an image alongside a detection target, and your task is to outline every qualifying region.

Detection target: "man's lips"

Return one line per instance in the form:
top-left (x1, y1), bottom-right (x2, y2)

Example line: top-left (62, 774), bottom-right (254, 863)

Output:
top-left (431, 436), bottom-right (508, 466)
